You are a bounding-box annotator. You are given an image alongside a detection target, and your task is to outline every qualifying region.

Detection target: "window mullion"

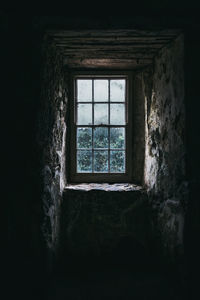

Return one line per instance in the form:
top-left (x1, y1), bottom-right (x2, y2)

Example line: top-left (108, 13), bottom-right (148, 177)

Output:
top-left (73, 75), bottom-right (129, 179)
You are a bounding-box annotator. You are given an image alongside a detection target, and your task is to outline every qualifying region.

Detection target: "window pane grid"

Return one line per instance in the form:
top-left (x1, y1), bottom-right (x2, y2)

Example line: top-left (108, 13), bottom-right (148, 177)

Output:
top-left (76, 77), bottom-right (126, 174)
top-left (76, 125), bottom-right (126, 128)
top-left (77, 148), bottom-right (126, 151)
top-left (77, 102), bottom-right (125, 104)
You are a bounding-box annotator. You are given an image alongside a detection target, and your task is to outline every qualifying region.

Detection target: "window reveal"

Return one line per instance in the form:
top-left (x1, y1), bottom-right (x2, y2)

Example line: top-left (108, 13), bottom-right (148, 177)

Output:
top-left (69, 73), bottom-right (133, 183)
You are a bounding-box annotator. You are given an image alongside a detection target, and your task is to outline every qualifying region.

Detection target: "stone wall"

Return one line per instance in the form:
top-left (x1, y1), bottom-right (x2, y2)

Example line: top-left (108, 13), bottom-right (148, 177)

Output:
top-left (37, 35), bottom-right (68, 262)
top-left (143, 35), bottom-right (188, 261)
top-left (37, 32), bottom-right (187, 269)
top-left (59, 185), bottom-right (153, 269)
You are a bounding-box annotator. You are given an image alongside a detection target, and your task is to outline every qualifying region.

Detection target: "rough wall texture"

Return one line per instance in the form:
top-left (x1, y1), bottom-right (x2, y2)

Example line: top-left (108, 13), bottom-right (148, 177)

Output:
top-left (37, 36), bottom-right (67, 257)
top-left (37, 32), bottom-right (187, 269)
top-left (143, 35), bottom-right (188, 260)
top-left (59, 187), bottom-right (154, 268)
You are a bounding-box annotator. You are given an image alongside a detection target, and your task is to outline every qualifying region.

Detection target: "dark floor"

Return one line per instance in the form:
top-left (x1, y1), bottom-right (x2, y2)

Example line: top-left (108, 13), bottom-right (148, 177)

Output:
top-left (41, 255), bottom-right (189, 300)
top-left (4, 256), bottom-right (193, 300)
top-left (46, 270), bottom-right (179, 300)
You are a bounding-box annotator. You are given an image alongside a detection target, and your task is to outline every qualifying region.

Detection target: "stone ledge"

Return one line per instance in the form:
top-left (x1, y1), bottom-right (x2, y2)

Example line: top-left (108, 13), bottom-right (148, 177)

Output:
top-left (64, 183), bottom-right (144, 192)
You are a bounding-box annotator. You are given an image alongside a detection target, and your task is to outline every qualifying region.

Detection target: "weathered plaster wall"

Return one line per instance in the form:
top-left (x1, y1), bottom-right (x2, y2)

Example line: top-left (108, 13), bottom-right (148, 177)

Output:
top-left (37, 36), bottom-right (67, 259)
top-left (143, 35), bottom-right (188, 260)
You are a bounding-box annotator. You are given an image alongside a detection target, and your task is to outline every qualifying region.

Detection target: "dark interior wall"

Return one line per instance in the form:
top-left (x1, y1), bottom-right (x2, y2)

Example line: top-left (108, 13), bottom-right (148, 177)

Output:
top-left (2, 15), bottom-right (41, 259)
top-left (2, 12), bottom-right (200, 289)
top-left (60, 187), bottom-right (151, 270)
top-left (37, 35), bottom-right (67, 267)
top-left (184, 29), bottom-right (200, 286)
top-left (133, 74), bottom-right (145, 184)
top-left (2, 14), bottom-right (47, 296)
top-left (143, 35), bottom-right (187, 261)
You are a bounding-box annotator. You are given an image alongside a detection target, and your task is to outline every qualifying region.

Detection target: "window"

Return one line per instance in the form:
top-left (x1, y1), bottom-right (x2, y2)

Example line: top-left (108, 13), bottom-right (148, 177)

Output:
top-left (68, 71), bottom-right (133, 183)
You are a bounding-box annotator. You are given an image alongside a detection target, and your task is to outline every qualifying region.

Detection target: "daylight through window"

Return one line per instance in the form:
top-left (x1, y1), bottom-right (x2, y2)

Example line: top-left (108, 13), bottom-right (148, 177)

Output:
top-left (69, 73), bottom-right (133, 183)
top-left (77, 78), bottom-right (126, 174)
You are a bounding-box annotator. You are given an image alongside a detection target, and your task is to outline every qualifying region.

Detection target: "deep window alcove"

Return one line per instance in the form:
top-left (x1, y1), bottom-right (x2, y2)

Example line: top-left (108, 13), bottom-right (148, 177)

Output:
top-left (40, 28), bottom-right (186, 267)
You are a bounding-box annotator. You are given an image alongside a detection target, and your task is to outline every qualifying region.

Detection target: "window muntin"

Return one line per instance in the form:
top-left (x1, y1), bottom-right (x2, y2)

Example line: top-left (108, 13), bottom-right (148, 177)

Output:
top-left (69, 72), bottom-right (133, 183)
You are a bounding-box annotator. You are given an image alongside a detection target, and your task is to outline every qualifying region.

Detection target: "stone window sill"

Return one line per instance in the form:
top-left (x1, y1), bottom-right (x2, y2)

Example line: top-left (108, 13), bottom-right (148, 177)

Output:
top-left (64, 183), bottom-right (144, 192)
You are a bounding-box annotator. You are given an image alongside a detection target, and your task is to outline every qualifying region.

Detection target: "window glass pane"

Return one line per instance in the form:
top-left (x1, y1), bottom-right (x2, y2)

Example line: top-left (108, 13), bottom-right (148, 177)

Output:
top-left (77, 150), bottom-right (92, 172)
top-left (94, 151), bottom-right (108, 172)
top-left (77, 104), bottom-right (92, 125)
top-left (77, 128), bottom-right (92, 149)
top-left (94, 80), bottom-right (108, 102)
top-left (77, 80), bottom-right (92, 102)
top-left (110, 80), bottom-right (125, 102)
top-left (110, 104), bottom-right (125, 125)
top-left (110, 151), bottom-right (125, 173)
top-left (94, 127), bottom-right (108, 149)
top-left (110, 128), bottom-right (125, 149)
top-left (94, 104), bottom-right (108, 125)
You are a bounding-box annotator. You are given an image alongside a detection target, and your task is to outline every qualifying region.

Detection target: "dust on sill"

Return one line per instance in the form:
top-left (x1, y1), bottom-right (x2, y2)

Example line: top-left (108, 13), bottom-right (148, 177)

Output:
top-left (65, 183), bottom-right (143, 192)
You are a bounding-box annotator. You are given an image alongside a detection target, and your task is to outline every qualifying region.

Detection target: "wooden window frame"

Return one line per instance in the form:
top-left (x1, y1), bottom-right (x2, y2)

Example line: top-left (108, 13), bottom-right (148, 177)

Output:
top-left (67, 70), bottom-right (134, 183)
